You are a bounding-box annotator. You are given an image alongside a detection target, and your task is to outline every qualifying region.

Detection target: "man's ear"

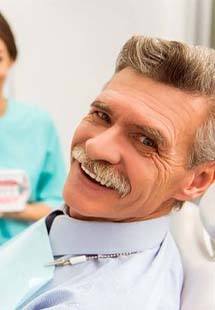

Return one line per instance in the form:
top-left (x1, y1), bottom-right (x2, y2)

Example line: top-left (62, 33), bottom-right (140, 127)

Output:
top-left (174, 162), bottom-right (215, 201)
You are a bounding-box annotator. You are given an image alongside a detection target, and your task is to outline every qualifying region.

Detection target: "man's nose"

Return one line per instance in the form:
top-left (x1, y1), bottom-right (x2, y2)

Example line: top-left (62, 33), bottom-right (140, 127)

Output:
top-left (85, 127), bottom-right (122, 164)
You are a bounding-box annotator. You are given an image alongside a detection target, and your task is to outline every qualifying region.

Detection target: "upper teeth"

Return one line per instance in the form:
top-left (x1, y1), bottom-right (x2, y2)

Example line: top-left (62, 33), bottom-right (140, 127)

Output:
top-left (81, 164), bottom-right (112, 188)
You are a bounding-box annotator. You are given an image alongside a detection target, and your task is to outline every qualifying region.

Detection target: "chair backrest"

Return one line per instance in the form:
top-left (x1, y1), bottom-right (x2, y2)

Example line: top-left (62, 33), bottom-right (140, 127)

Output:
top-left (199, 183), bottom-right (215, 241)
top-left (170, 198), bottom-right (215, 310)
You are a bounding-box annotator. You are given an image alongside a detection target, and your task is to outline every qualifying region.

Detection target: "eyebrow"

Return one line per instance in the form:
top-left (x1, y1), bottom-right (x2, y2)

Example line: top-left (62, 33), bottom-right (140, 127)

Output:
top-left (90, 101), bottom-right (112, 114)
top-left (90, 100), bottom-right (168, 148)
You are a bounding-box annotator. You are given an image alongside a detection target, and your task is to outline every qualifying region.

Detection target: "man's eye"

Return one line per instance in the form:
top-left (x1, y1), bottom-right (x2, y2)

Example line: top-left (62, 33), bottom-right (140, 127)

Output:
top-left (94, 111), bottom-right (111, 123)
top-left (139, 136), bottom-right (156, 148)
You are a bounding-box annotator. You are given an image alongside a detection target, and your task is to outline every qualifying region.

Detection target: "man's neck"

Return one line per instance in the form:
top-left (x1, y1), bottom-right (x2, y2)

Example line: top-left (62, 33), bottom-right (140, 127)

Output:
top-left (67, 200), bottom-right (174, 223)
top-left (48, 209), bottom-right (170, 256)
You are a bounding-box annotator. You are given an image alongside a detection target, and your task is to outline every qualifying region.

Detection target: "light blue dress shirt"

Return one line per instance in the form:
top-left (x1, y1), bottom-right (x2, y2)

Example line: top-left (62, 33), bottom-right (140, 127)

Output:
top-left (21, 211), bottom-right (183, 309)
top-left (0, 99), bottom-right (66, 244)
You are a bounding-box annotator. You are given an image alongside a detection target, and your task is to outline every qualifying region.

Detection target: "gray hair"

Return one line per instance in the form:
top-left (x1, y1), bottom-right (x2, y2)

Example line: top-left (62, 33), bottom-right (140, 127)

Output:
top-left (115, 36), bottom-right (215, 168)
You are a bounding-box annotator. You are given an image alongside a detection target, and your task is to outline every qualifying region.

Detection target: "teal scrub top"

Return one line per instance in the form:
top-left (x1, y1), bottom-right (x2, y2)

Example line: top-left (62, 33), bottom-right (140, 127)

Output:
top-left (0, 99), bottom-right (66, 244)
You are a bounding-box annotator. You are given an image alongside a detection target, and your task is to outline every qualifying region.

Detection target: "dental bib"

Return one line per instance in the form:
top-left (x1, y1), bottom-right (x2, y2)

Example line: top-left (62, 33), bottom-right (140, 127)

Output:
top-left (0, 219), bottom-right (54, 309)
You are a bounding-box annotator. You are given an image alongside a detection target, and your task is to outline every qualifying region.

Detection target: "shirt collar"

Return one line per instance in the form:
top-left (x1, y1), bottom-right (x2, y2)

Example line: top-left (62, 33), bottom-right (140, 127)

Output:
top-left (49, 210), bottom-right (170, 256)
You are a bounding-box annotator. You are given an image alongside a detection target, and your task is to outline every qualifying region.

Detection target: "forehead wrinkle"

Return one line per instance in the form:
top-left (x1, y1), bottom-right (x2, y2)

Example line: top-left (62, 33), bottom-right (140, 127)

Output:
top-left (91, 97), bottom-right (171, 148)
top-left (90, 100), bottom-right (169, 149)
top-left (108, 90), bottom-right (180, 147)
top-left (143, 104), bottom-right (176, 145)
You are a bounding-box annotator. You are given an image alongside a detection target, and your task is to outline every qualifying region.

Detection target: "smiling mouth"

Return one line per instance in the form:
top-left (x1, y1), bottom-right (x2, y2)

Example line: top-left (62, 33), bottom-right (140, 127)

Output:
top-left (79, 163), bottom-right (114, 190)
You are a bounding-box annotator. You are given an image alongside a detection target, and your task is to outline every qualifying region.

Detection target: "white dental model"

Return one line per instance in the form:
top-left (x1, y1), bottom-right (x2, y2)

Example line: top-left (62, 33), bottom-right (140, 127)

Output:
top-left (0, 169), bottom-right (30, 212)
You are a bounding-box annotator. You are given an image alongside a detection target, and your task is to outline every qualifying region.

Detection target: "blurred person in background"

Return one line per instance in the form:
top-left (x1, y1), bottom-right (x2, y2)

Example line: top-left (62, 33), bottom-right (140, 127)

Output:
top-left (0, 12), bottom-right (66, 245)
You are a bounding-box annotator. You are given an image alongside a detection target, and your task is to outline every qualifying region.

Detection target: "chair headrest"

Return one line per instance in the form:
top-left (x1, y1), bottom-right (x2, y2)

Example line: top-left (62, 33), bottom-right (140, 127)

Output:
top-left (199, 184), bottom-right (215, 240)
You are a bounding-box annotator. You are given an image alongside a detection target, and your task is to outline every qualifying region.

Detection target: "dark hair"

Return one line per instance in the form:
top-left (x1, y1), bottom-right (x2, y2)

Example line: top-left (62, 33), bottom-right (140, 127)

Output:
top-left (0, 12), bottom-right (17, 60)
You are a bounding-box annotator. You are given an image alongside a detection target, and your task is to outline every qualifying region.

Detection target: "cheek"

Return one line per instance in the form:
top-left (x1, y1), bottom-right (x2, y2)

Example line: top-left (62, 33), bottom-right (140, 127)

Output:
top-left (140, 155), bottom-right (169, 184)
top-left (63, 175), bottom-right (72, 205)
top-left (152, 155), bottom-right (172, 186)
top-left (128, 156), bottom-right (160, 198)
top-left (129, 154), bottom-right (176, 201)
top-left (63, 166), bottom-right (83, 207)
top-left (71, 119), bottom-right (100, 148)
top-left (71, 122), bottom-right (90, 148)
top-left (151, 153), bottom-right (189, 198)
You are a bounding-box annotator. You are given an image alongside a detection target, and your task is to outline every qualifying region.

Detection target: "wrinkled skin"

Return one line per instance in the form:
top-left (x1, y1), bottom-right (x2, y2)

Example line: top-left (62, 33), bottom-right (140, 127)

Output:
top-left (64, 67), bottom-right (214, 222)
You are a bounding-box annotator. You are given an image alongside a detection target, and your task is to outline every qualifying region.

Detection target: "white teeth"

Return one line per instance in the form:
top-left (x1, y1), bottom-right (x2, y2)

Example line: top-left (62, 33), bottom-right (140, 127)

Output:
top-left (106, 181), bottom-right (112, 187)
top-left (81, 164), bottom-right (111, 189)
top-left (95, 176), bottom-right (101, 182)
top-left (81, 164), bottom-right (96, 179)
top-left (89, 172), bottom-right (96, 179)
top-left (0, 187), bottom-right (19, 197)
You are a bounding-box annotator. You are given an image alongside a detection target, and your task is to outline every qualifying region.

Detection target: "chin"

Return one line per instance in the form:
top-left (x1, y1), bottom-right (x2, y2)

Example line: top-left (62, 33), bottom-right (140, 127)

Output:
top-left (64, 181), bottom-right (96, 216)
top-left (63, 163), bottom-right (120, 219)
top-left (64, 188), bottom-right (116, 222)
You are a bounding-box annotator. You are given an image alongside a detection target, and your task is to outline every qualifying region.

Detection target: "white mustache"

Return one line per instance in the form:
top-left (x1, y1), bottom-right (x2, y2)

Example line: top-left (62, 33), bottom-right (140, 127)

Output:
top-left (72, 146), bottom-right (131, 198)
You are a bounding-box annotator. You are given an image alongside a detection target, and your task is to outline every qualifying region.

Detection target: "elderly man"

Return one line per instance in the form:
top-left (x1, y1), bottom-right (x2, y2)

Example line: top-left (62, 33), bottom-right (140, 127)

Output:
top-left (1, 36), bottom-right (215, 309)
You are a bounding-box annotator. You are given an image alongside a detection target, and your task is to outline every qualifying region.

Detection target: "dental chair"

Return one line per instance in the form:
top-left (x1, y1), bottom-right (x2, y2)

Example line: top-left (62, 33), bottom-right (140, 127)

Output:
top-left (170, 184), bottom-right (215, 310)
